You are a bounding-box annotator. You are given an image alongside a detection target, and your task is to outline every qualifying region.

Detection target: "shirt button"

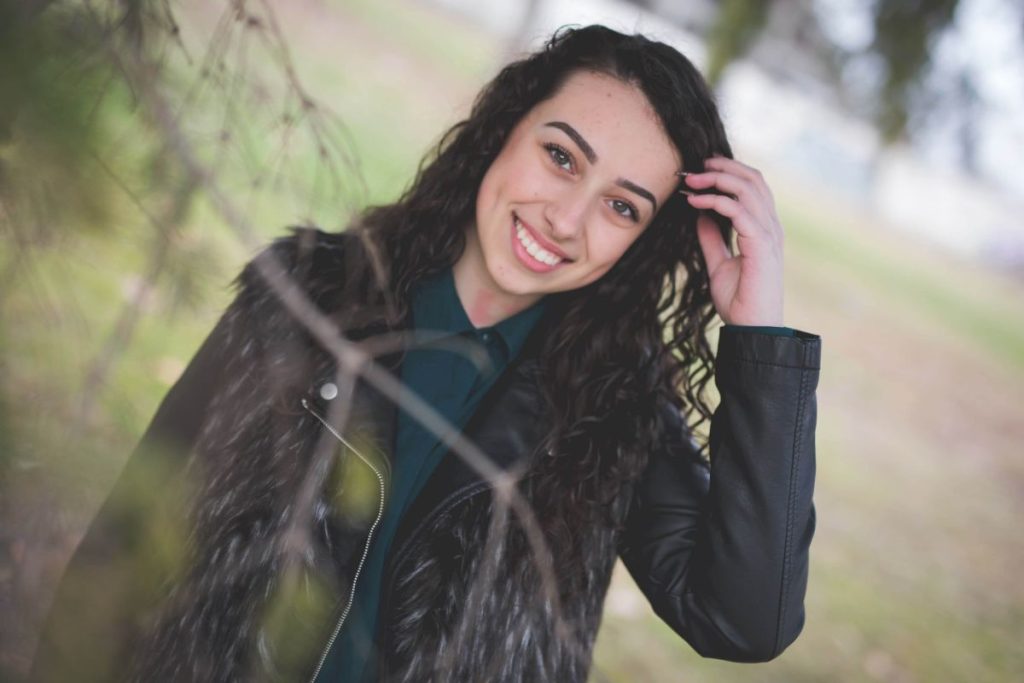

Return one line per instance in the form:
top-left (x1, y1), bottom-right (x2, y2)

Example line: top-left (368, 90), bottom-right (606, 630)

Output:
top-left (479, 330), bottom-right (493, 344)
top-left (319, 382), bottom-right (339, 401)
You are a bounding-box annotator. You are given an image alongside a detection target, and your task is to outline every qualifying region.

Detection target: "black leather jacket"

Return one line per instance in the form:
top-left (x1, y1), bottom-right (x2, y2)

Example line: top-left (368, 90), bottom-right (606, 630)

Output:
top-left (32, 229), bottom-right (821, 682)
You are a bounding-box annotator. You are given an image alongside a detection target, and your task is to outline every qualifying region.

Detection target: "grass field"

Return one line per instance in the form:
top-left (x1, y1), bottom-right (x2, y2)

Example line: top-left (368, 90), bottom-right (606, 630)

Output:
top-left (2, 0), bottom-right (1022, 680)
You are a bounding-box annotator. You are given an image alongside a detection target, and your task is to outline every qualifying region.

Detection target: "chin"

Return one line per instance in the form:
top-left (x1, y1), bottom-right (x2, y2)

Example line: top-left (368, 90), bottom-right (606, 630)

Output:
top-left (490, 262), bottom-right (543, 297)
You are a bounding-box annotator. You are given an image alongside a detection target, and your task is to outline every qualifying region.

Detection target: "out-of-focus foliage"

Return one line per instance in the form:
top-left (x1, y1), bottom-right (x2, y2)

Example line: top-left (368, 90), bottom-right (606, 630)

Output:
top-left (871, 0), bottom-right (959, 143)
top-left (0, 1), bottom-right (365, 676)
top-left (0, 0), bottom-right (210, 313)
top-left (704, 0), bottom-right (966, 144)
top-left (704, 0), bottom-right (770, 87)
top-left (0, 0), bottom-right (124, 241)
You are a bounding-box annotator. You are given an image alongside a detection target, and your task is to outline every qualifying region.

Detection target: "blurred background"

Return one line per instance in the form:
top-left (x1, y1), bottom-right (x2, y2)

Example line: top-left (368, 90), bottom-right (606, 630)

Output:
top-left (1, 0), bottom-right (1022, 681)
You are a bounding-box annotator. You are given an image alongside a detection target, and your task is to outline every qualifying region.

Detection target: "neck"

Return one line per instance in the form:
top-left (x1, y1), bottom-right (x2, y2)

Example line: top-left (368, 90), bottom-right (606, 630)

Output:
top-left (453, 229), bottom-right (542, 328)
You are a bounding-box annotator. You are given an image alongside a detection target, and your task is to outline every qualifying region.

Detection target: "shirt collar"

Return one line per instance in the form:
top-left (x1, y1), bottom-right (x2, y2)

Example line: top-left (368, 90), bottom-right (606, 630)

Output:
top-left (411, 268), bottom-right (545, 360)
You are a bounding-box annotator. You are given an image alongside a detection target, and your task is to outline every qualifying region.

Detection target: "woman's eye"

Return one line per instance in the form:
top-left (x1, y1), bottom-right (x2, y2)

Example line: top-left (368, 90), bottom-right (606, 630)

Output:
top-left (610, 199), bottom-right (638, 222)
top-left (545, 143), bottom-right (573, 172)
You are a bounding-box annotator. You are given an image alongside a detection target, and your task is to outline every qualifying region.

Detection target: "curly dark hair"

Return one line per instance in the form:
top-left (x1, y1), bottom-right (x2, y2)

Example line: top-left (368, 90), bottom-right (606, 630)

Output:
top-left (355, 25), bottom-right (733, 546)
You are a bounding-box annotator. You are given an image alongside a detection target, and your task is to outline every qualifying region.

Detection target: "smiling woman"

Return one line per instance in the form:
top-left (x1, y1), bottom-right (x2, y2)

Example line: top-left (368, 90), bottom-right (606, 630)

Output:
top-left (33, 25), bottom-right (821, 683)
top-left (459, 70), bottom-right (681, 325)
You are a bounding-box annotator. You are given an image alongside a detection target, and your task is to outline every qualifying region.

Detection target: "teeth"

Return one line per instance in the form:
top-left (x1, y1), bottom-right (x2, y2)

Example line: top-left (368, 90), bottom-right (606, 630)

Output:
top-left (514, 218), bottom-right (562, 266)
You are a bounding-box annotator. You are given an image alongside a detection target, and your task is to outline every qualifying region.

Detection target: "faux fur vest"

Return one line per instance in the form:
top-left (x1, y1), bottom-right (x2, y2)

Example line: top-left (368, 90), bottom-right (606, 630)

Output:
top-left (34, 228), bottom-right (821, 683)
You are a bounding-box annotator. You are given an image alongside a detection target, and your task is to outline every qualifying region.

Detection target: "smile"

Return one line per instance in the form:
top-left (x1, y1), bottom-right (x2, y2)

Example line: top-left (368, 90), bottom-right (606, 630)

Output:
top-left (512, 215), bottom-right (566, 271)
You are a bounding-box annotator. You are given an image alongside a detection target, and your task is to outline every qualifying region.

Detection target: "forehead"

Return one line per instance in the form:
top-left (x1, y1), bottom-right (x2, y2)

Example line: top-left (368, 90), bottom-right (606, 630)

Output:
top-left (526, 70), bottom-right (681, 174)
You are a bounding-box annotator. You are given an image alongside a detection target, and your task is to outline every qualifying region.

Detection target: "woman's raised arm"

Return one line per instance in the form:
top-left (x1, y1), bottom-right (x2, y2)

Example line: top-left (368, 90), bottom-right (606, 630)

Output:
top-left (617, 325), bottom-right (820, 662)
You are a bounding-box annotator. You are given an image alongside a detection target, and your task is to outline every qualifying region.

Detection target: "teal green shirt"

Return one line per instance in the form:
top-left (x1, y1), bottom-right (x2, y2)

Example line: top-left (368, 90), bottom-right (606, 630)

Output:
top-left (318, 269), bottom-right (544, 683)
top-left (723, 324), bottom-right (794, 336)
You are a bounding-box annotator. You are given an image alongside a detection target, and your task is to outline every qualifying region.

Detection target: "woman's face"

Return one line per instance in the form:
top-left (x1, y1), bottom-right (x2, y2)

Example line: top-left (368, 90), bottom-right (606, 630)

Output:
top-left (458, 69), bottom-right (681, 322)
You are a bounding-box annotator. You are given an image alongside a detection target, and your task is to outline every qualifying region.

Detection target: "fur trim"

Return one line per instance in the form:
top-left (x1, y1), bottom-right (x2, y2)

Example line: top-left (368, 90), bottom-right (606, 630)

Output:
top-left (127, 234), bottom-right (354, 682)
top-left (382, 486), bottom-right (621, 683)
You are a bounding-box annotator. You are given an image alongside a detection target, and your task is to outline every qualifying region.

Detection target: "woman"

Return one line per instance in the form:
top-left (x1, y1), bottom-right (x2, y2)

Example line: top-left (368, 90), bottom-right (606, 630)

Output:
top-left (33, 25), bottom-right (820, 683)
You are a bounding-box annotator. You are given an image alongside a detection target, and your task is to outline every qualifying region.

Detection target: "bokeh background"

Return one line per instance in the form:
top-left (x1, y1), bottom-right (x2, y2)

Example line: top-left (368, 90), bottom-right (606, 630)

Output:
top-left (2, 0), bottom-right (1023, 681)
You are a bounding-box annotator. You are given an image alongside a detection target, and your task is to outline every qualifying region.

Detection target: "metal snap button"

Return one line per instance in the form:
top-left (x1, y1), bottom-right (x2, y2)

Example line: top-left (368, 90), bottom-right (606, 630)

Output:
top-left (319, 382), bottom-right (338, 401)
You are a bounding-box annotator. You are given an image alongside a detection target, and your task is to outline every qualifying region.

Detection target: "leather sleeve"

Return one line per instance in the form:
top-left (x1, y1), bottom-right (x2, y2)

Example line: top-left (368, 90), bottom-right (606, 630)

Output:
top-left (617, 326), bottom-right (821, 662)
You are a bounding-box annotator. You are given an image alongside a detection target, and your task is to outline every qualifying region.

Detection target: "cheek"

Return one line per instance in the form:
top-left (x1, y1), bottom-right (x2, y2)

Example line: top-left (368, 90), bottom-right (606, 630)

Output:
top-left (491, 147), bottom-right (549, 202)
top-left (476, 168), bottom-right (500, 218)
top-left (477, 146), bottom-right (517, 210)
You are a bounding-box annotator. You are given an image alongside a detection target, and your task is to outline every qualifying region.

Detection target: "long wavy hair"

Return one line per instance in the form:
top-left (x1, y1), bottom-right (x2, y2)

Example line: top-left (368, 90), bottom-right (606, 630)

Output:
top-left (355, 25), bottom-right (733, 548)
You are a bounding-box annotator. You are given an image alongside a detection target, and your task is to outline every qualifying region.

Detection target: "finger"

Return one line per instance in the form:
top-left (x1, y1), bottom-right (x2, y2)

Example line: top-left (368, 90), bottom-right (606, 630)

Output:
top-left (702, 157), bottom-right (773, 201)
top-left (695, 213), bottom-right (731, 274)
top-left (685, 193), bottom-right (761, 238)
top-left (682, 172), bottom-right (777, 232)
top-left (681, 172), bottom-right (765, 214)
top-left (687, 194), bottom-right (778, 260)
top-left (702, 155), bottom-right (762, 182)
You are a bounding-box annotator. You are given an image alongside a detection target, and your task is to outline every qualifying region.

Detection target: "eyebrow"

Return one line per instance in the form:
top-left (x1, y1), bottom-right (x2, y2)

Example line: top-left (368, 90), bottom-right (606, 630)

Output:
top-left (545, 121), bottom-right (597, 163)
top-left (616, 178), bottom-right (657, 212)
top-left (544, 120), bottom-right (657, 213)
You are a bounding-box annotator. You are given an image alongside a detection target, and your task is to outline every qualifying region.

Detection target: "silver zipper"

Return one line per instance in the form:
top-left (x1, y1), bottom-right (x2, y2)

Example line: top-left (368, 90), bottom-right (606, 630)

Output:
top-left (301, 398), bottom-right (388, 683)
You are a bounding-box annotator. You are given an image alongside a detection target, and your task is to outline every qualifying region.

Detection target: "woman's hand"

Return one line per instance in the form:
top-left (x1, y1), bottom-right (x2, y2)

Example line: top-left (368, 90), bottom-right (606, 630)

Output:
top-left (682, 156), bottom-right (785, 327)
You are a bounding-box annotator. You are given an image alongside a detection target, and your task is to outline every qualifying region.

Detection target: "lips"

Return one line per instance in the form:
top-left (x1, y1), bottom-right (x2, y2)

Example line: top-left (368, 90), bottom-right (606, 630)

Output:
top-left (511, 213), bottom-right (571, 273)
top-left (515, 213), bottom-right (570, 260)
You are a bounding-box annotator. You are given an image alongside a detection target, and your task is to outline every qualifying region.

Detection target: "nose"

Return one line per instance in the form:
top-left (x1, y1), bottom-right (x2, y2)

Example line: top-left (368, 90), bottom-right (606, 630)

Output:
top-left (543, 185), bottom-right (589, 241)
